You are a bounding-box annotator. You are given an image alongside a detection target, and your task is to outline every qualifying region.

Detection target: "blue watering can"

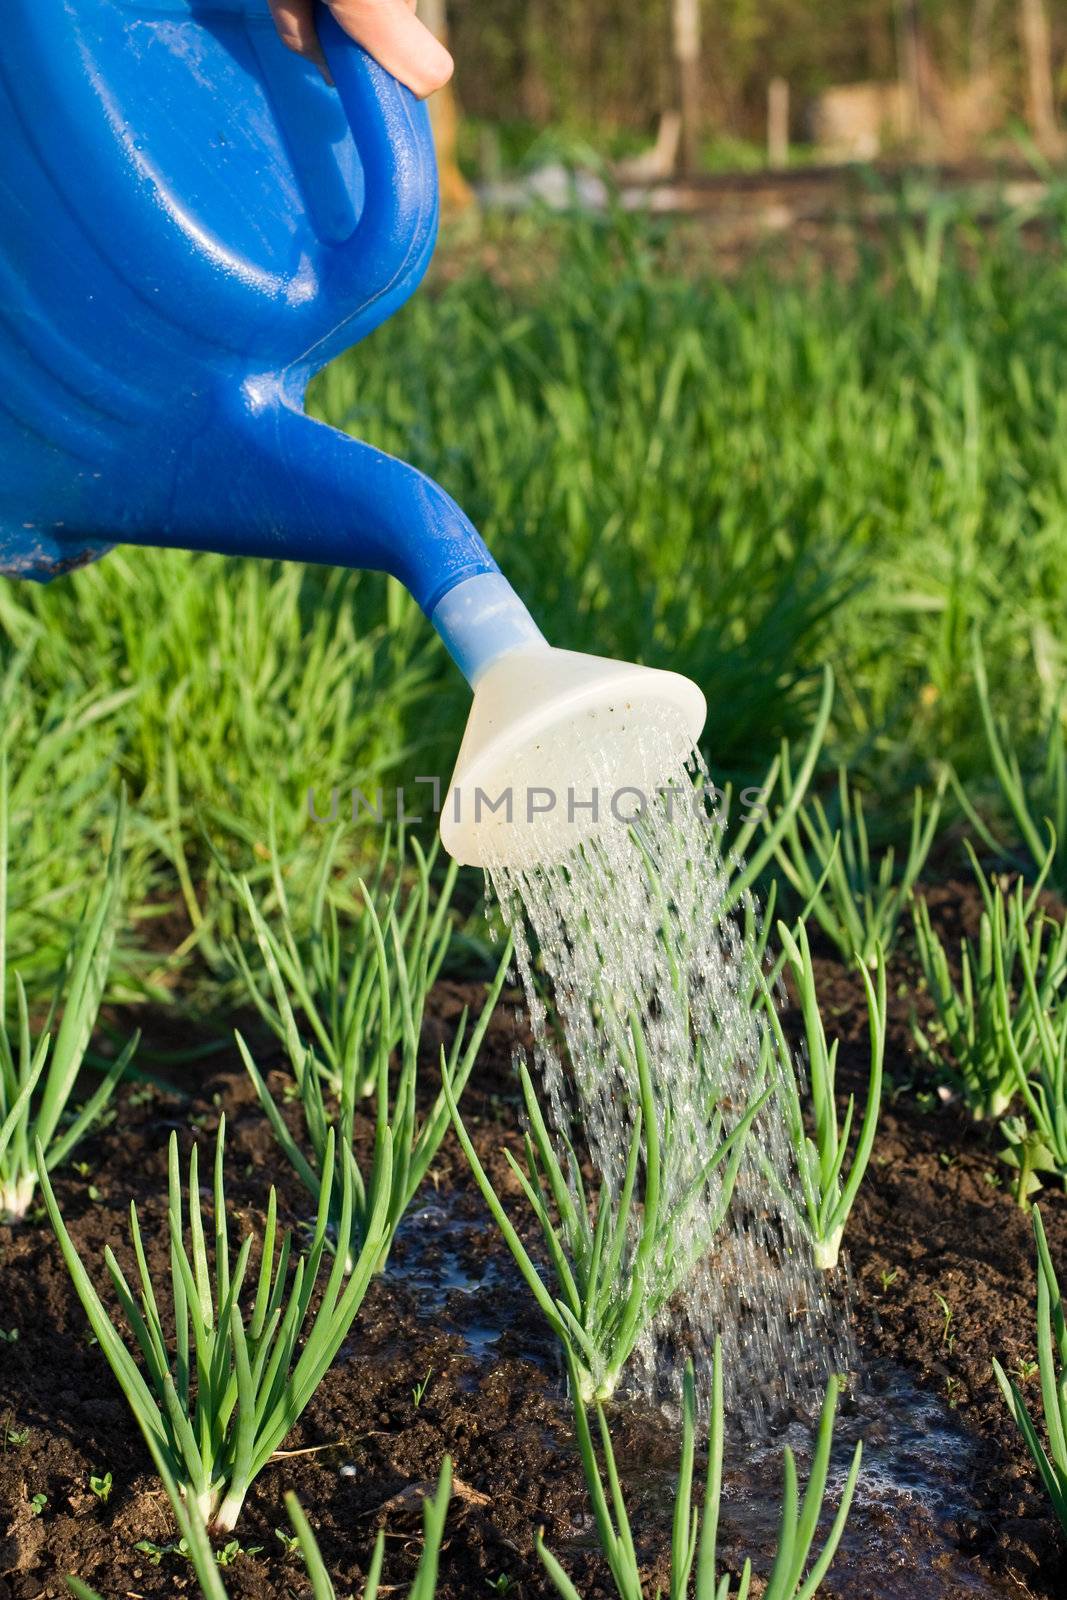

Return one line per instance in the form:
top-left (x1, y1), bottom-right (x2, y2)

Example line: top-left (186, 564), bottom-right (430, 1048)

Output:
top-left (0, 0), bottom-right (705, 866)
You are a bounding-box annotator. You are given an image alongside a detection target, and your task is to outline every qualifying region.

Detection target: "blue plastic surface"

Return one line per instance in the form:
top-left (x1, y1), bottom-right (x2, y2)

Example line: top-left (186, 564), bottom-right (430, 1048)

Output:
top-left (431, 572), bottom-right (546, 684)
top-left (0, 0), bottom-right (499, 613)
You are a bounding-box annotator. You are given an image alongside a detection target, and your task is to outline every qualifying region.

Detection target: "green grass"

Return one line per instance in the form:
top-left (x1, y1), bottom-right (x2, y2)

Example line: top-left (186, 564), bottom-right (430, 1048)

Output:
top-left (0, 652), bottom-right (147, 996)
top-left (4, 191), bottom-right (1067, 1600)
top-left (0, 555), bottom-right (433, 989)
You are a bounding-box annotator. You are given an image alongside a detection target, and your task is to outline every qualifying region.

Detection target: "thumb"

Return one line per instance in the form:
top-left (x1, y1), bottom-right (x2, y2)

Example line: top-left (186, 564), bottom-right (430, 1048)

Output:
top-left (326, 0), bottom-right (454, 99)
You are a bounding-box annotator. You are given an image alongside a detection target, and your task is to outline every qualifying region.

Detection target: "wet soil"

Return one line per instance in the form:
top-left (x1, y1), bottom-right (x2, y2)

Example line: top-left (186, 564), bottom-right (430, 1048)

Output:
top-left (1, 888), bottom-right (1065, 1599)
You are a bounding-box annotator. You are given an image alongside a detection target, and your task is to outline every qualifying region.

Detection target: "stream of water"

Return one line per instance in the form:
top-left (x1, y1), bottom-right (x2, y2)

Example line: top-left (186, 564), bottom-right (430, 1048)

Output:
top-left (484, 716), bottom-right (854, 1421)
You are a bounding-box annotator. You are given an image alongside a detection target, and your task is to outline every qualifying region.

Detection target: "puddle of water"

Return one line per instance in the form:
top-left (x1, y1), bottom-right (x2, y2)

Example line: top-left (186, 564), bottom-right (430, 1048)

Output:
top-left (388, 1190), bottom-right (1012, 1598)
top-left (392, 1204), bottom-right (490, 1301)
top-left (717, 1361), bottom-right (1008, 1598)
top-left (390, 1202), bottom-right (511, 1360)
top-left (587, 1360), bottom-right (1011, 1599)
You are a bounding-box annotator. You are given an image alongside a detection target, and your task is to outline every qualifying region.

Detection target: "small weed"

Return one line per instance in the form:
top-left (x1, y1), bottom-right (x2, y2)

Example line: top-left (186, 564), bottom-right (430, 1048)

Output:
top-left (133, 1538), bottom-right (184, 1566)
top-left (274, 1526), bottom-right (300, 1555)
top-left (934, 1292), bottom-right (955, 1352)
top-left (945, 1376), bottom-right (961, 1410)
top-left (1015, 1358), bottom-right (1040, 1384)
top-left (0, 1328), bottom-right (18, 1343)
top-left (999, 1116), bottom-right (1047, 1209)
top-left (216, 1538), bottom-right (264, 1567)
top-left (2, 1423), bottom-right (28, 1449)
top-left (412, 1368), bottom-right (433, 1408)
top-left (487, 1578), bottom-right (516, 1594)
top-left (879, 1268), bottom-right (899, 1291)
top-left (89, 1472), bottom-right (112, 1505)
top-left (29, 1493), bottom-right (46, 1517)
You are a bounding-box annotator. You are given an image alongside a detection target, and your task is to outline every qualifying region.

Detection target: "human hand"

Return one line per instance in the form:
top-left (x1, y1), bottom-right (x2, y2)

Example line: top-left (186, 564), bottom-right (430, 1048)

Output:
top-left (268, 0), bottom-right (454, 98)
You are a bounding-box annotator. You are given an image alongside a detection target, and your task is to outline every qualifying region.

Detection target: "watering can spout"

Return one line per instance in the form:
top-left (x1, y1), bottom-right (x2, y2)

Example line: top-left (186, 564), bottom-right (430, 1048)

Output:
top-left (168, 384), bottom-right (505, 620)
top-left (171, 387), bottom-right (709, 873)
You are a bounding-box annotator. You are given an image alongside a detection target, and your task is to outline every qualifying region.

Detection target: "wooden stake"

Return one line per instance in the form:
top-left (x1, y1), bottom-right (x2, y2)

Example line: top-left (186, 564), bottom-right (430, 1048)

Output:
top-left (416, 0), bottom-right (475, 212)
top-left (673, 0), bottom-right (702, 177)
top-left (768, 77), bottom-right (790, 169)
top-left (1019, 0), bottom-right (1062, 153)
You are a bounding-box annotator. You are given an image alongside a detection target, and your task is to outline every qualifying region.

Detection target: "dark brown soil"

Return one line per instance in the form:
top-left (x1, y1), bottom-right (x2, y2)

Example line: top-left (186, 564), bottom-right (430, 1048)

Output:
top-left (1, 887), bottom-right (1065, 1600)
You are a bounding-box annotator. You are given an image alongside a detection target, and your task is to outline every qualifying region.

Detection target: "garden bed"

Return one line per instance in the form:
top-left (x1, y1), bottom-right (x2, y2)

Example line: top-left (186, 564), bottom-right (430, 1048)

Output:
top-left (1, 881), bottom-right (1065, 1600)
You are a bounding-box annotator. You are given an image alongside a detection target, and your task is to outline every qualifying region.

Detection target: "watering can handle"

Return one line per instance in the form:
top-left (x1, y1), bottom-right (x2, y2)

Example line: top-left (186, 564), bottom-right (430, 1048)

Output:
top-left (171, 4), bottom-right (490, 616)
top-left (314, 4), bottom-right (439, 327)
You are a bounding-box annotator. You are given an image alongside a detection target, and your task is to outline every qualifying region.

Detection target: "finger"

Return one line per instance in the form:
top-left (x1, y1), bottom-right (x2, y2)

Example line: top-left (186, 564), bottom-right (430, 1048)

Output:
top-left (326, 0), bottom-right (454, 98)
top-left (267, 0), bottom-right (331, 79)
